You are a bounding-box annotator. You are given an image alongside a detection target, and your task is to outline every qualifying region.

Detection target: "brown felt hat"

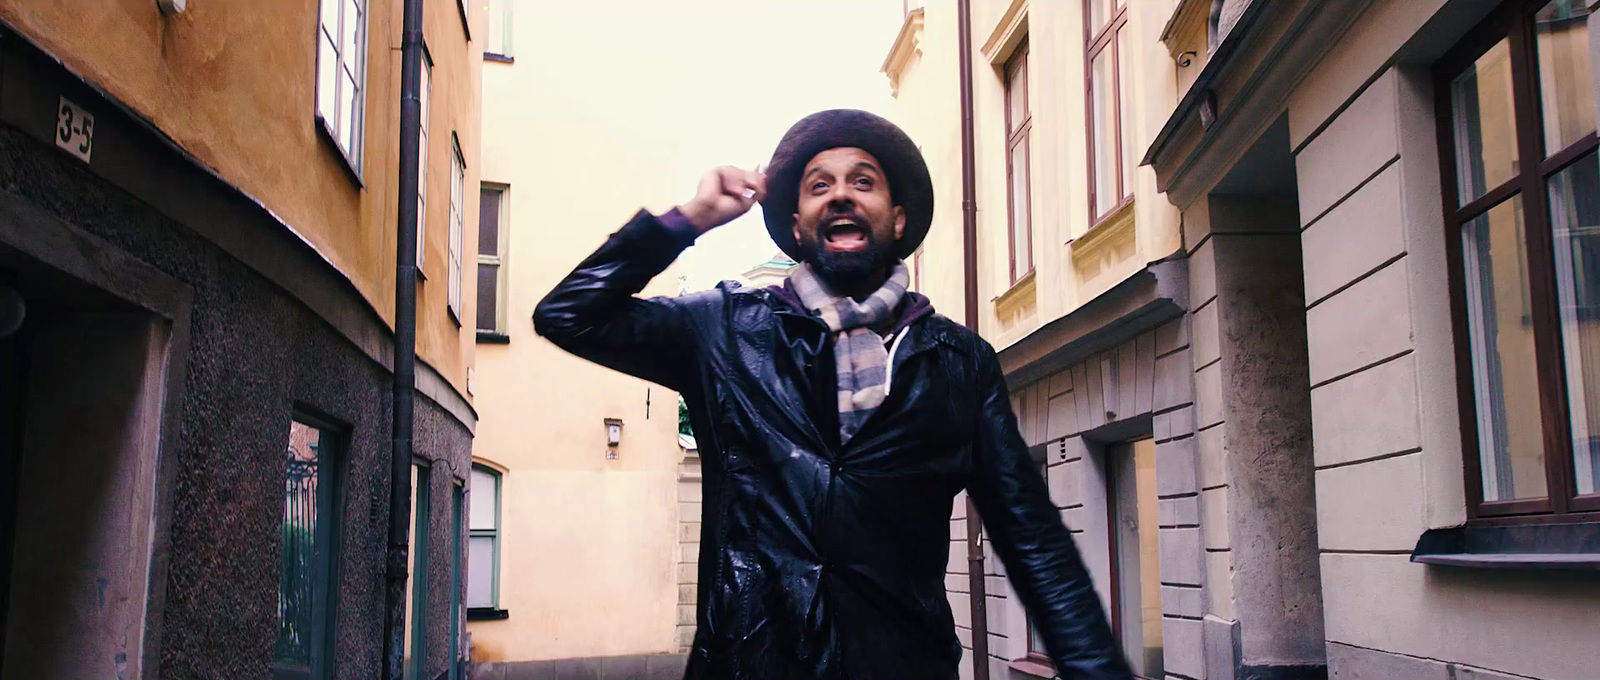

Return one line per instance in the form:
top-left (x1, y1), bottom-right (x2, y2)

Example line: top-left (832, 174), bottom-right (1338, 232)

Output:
top-left (761, 109), bottom-right (933, 262)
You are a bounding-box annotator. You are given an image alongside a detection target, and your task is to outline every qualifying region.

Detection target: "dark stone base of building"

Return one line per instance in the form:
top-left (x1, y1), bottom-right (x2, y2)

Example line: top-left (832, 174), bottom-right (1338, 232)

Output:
top-left (472, 654), bottom-right (688, 680)
top-left (0, 29), bottom-right (473, 680)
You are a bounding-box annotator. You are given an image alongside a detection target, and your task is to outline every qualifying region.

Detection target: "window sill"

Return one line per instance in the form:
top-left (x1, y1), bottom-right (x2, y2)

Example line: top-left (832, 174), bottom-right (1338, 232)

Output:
top-left (1071, 198), bottom-right (1135, 248)
top-left (476, 331), bottom-right (510, 344)
top-left (484, 53), bottom-right (514, 63)
top-left (993, 269), bottom-right (1037, 304)
top-left (467, 607), bottom-right (510, 621)
top-left (315, 115), bottom-right (365, 188)
top-left (1007, 658), bottom-right (1056, 679)
top-left (1411, 522), bottom-right (1600, 571)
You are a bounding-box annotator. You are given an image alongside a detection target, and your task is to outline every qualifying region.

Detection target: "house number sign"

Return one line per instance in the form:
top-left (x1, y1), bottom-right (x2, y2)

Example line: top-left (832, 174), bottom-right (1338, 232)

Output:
top-left (56, 96), bottom-right (94, 163)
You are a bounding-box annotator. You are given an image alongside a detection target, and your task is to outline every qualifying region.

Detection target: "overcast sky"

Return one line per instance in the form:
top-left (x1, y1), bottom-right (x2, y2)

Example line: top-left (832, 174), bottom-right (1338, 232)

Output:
top-left (534, 0), bottom-right (905, 291)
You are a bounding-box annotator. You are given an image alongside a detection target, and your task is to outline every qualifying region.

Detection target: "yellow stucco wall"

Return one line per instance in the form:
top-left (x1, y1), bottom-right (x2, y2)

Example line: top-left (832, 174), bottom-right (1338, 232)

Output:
top-left (891, 0), bottom-right (1183, 348)
top-left (0, 0), bottom-right (482, 394)
top-left (465, 1), bottom-right (686, 663)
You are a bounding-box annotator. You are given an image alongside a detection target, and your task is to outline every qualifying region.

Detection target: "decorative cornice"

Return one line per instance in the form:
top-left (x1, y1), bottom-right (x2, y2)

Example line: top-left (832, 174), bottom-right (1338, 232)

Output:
top-left (1162, 0), bottom-right (1212, 62)
top-left (883, 8), bottom-right (925, 96)
top-left (981, 0), bottom-right (1029, 66)
top-left (1144, 0), bottom-right (1374, 208)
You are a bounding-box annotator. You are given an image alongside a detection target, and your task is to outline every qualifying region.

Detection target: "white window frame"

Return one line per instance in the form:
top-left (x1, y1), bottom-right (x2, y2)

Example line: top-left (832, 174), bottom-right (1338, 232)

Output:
top-left (468, 464), bottom-right (503, 611)
top-left (485, 0), bottom-right (514, 60)
top-left (315, 0), bottom-right (368, 174)
top-left (477, 184), bottom-right (510, 336)
top-left (416, 49), bottom-right (433, 275)
top-left (448, 136), bottom-right (466, 323)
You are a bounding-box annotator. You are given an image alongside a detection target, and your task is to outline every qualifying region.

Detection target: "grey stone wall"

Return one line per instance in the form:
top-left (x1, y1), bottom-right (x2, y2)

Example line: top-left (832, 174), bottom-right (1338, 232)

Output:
top-left (0, 57), bottom-right (472, 680)
top-left (961, 312), bottom-right (1199, 679)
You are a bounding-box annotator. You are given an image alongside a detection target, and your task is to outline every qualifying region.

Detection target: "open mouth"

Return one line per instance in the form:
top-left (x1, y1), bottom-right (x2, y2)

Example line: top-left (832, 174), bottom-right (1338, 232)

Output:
top-left (823, 217), bottom-right (869, 252)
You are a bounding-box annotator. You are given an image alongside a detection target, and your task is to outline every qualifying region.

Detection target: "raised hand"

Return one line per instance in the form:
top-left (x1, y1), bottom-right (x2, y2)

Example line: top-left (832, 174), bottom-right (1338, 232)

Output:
top-left (678, 165), bottom-right (768, 233)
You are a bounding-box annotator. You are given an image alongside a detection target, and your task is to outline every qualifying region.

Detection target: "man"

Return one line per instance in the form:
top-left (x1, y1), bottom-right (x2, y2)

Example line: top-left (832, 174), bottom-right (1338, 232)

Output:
top-left (535, 110), bottom-right (1129, 680)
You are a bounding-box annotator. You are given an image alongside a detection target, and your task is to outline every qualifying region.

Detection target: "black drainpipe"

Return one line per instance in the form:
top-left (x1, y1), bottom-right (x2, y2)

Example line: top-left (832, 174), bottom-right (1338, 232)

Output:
top-left (383, 0), bottom-right (425, 677)
top-left (956, 1), bottom-right (989, 678)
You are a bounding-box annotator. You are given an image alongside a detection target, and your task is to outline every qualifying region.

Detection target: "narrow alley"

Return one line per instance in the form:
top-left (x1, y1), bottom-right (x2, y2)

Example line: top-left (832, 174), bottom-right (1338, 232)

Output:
top-left (0, 1), bottom-right (1595, 680)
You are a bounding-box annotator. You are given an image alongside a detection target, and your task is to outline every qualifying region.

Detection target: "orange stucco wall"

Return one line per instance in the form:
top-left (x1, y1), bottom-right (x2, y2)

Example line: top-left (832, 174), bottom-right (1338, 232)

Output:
top-left (0, 0), bottom-right (482, 395)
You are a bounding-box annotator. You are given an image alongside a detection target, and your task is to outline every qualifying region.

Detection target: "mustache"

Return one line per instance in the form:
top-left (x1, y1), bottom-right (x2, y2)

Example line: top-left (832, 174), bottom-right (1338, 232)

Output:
top-left (815, 208), bottom-right (872, 236)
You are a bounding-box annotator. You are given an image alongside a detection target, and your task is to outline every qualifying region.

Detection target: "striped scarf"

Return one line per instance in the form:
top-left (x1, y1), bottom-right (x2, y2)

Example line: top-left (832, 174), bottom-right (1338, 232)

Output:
top-left (788, 261), bottom-right (911, 444)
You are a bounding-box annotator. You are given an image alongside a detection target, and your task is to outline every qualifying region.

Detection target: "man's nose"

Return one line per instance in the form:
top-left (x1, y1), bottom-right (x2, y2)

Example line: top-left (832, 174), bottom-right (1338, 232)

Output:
top-left (827, 187), bottom-right (855, 210)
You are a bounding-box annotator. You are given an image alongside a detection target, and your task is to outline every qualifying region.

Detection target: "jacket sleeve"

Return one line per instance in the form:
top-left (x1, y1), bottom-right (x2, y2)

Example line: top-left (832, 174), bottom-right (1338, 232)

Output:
top-left (966, 341), bottom-right (1131, 680)
top-left (532, 209), bottom-right (712, 392)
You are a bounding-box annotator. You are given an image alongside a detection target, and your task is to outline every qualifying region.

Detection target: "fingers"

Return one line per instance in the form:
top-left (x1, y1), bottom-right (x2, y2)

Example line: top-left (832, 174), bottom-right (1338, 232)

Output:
top-left (717, 166), bottom-right (768, 204)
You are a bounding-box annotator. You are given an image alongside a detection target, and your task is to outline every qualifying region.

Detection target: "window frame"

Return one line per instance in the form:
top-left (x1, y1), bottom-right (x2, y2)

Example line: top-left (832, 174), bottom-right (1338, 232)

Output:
top-left (448, 135), bottom-right (466, 325)
top-left (911, 244), bottom-right (924, 293)
top-left (1436, 0), bottom-right (1600, 524)
top-left (467, 463), bottom-right (506, 618)
top-left (417, 47), bottom-right (433, 276)
top-left (1084, 0), bottom-right (1131, 228)
top-left (484, 0), bottom-right (514, 62)
top-left (477, 183), bottom-right (510, 338)
top-left (1104, 438), bottom-right (1164, 680)
top-left (1004, 40), bottom-right (1035, 285)
top-left (448, 481), bottom-right (465, 680)
top-left (314, 0), bottom-right (369, 178)
top-left (273, 415), bottom-right (346, 680)
top-left (406, 461), bottom-right (432, 680)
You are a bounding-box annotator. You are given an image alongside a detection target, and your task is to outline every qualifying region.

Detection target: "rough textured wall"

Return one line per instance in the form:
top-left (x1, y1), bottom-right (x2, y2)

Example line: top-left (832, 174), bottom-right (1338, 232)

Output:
top-left (0, 117), bottom-right (471, 679)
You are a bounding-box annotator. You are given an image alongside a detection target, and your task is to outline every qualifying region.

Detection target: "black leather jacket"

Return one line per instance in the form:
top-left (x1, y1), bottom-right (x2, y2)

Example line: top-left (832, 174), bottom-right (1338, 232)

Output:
top-left (534, 211), bottom-right (1130, 680)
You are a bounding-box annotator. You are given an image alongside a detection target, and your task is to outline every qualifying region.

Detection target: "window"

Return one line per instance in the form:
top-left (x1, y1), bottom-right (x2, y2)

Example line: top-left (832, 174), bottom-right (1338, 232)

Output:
top-left (485, 0), bottom-right (514, 61)
top-left (315, 0), bottom-right (367, 171)
top-left (1438, 0), bottom-right (1600, 521)
top-left (1005, 41), bottom-right (1034, 283)
top-left (467, 464), bottom-right (504, 617)
top-left (1108, 439), bottom-right (1163, 679)
top-left (448, 482), bottom-right (465, 680)
top-left (417, 50), bottom-right (433, 274)
top-left (1023, 454), bottom-right (1049, 667)
top-left (404, 463), bottom-right (431, 680)
top-left (448, 137), bottom-right (466, 323)
top-left (911, 245), bottom-right (924, 293)
top-left (275, 419), bottom-right (343, 680)
top-left (1086, 0), bottom-right (1132, 224)
top-left (478, 185), bottom-right (509, 337)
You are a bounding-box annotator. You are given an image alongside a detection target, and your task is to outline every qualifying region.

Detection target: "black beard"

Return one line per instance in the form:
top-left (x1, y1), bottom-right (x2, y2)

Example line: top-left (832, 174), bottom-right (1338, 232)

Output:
top-left (800, 211), bottom-right (894, 291)
top-left (809, 244), bottom-right (890, 291)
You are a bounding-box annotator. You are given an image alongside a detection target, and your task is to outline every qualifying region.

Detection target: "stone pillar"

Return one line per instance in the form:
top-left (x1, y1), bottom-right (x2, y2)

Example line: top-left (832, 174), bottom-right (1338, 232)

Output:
top-left (1188, 194), bottom-right (1326, 680)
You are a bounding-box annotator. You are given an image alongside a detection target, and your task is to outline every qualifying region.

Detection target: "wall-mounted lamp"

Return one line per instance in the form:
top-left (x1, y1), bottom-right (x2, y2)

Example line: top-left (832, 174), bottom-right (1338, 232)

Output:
top-left (604, 418), bottom-right (623, 459)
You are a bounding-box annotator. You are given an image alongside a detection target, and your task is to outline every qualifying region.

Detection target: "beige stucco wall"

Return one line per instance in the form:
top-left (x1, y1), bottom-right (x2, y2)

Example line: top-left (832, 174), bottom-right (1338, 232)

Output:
top-left (890, 0), bottom-right (1183, 350)
top-left (1284, 4), bottom-right (1600, 678)
top-left (887, 2), bottom-right (1188, 678)
top-left (0, 0), bottom-right (483, 394)
top-left (465, 1), bottom-right (687, 663)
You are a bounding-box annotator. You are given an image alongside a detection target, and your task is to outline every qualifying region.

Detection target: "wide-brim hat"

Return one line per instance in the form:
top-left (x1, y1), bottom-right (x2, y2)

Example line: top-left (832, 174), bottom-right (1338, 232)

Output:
top-left (761, 109), bottom-right (933, 262)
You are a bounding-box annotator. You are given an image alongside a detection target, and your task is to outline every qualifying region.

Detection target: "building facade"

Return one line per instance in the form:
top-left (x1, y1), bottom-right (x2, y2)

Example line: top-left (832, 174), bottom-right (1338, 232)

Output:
top-left (1145, 1), bottom-right (1600, 679)
top-left (895, 1), bottom-right (1600, 680)
top-left (466, 1), bottom-right (687, 678)
top-left (0, 0), bottom-right (480, 678)
top-left (886, 2), bottom-right (1194, 679)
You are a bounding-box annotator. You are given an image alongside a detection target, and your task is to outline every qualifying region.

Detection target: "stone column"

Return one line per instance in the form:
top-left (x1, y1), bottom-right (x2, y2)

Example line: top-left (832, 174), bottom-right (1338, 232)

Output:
top-left (1188, 193), bottom-right (1327, 680)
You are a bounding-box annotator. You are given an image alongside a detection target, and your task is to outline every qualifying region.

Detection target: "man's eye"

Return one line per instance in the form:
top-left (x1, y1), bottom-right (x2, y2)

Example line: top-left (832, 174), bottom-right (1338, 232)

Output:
top-left (855, 178), bottom-right (873, 188)
top-left (812, 181), bottom-right (828, 191)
